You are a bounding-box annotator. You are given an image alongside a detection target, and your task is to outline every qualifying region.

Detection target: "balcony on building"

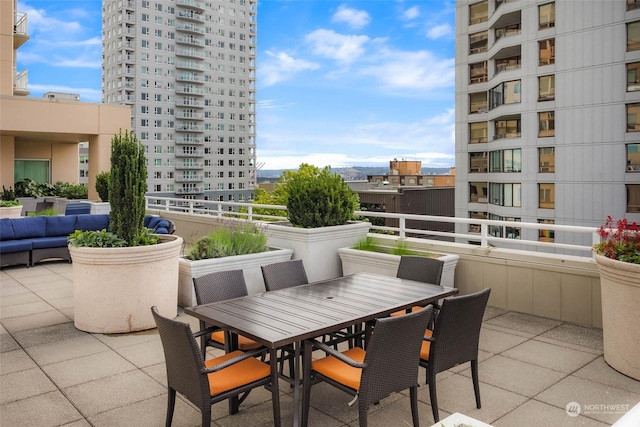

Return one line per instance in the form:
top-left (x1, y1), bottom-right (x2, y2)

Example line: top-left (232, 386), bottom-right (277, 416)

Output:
top-left (13, 69), bottom-right (29, 96)
top-left (176, 47), bottom-right (205, 59)
top-left (176, 135), bottom-right (204, 145)
top-left (175, 174), bottom-right (204, 183)
top-left (176, 97), bottom-right (203, 108)
top-left (176, 60), bottom-right (204, 71)
top-left (175, 22), bottom-right (204, 34)
top-left (176, 72), bottom-right (204, 84)
top-left (175, 111), bottom-right (204, 121)
top-left (177, 0), bottom-right (205, 11)
top-left (175, 148), bottom-right (204, 158)
top-left (176, 35), bottom-right (204, 47)
top-left (13, 11), bottom-right (29, 48)
top-left (175, 161), bottom-right (204, 170)
top-left (176, 122), bottom-right (204, 133)
top-left (176, 85), bottom-right (204, 96)
top-left (175, 186), bottom-right (204, 194)
top-left (176, 8), bottom-right (204, 22)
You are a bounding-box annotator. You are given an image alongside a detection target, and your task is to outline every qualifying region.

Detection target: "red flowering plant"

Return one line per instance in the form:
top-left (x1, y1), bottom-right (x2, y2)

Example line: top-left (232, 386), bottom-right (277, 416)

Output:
top-left (593, 216), bottom-right (640, 264)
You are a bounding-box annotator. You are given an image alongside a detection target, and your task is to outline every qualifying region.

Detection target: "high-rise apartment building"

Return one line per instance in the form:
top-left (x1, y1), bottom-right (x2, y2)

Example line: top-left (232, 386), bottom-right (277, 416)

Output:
top-left (102, 0), bottom-right (257, 205)
top-left (455, 0), bottom-right (640, 247)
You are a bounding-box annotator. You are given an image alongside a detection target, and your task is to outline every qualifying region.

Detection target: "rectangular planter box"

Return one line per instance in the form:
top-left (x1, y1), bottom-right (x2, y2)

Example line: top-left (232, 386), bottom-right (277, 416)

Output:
top-left (178, 247), bottom-right (294, 307)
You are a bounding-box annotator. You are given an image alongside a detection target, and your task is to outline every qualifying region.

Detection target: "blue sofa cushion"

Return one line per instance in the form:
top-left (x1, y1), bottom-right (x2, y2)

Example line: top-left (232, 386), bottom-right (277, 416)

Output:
top-left (11, 217), bottom-right (46, 239)
top-left (0, 240), bottom-right (32, 254)
top-left (45, 216), bottom-right (77, 237)
top-left (31, 236), bottom-right (71, 249)
top-left (75, 214), bottom-right (110, 231)
top-left (0, 219), bottom-right (15, 241)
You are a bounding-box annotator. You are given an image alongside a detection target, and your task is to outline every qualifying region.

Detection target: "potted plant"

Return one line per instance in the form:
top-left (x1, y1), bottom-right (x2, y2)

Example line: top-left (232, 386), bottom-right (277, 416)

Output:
top-left (338, 235), bottom-right (460, 287)
top-left (177, 221), bottom-right (293, 307)
top-left (68, 130), bottom-right (183, 333)
top-left (593, 216), bottom-right (640, 380)
top-left (90, 170), bottom-right (112, 214)
top-left (0, 186), bottom-right (23, 218)
top-left (263, 163), bottom-right (370, 282)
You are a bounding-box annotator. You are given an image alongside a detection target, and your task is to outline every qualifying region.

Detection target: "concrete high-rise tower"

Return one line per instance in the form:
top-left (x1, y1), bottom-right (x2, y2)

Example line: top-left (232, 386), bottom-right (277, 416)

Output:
top-left (455, 0), bottom-right (640, 248)
top-left (102, 0), bottom-right (257, 206)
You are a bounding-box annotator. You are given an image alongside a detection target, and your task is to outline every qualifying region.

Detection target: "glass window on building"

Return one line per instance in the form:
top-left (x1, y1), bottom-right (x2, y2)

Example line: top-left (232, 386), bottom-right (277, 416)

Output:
top-left (539, 183), bottom-right (555, 208)
top-left (469, 182), bottom-right (488, 203)
top-left (469, 1), bottom-right (488, 25)
top-left (539, 3), bottom-right (555, 29)
top-left (470, 61), bottom-right (488, 84)
top-left (628, 185), bottom-right (640, 212)
top-left (628, 103), bottom-right (640, 132)
top-left (495, 23), bottom-right (521, 41)
top-left (469, 152), bottom-right (488, 173)
top-left (628, 63), bottom-right (640, 92)
top-left (468, 211), bottom-right (487, 233)
top-left (539, 147), bottom-right (555, 172)
top-left (538, 219), bottom-right (555, 242)
top-left (14, 160), bottom-right (50, 183)
top-left (469, 92), bottom-right (488, 114)
top-left (495, 56), bottom-right (521, 74)
top-left (628, 21), bottom-right (640, 52)
top-left (469, 31), bottom-right (488, 54)
top-left (489, 182), bottom-right (521, 207)
top-left (629, 0), bottom-right (640, 11)
top-left (494, 118), bottom-right (521, 140)
top-left (470, 122), bottom-right (488, 143)
top-left (489, 149), bottom-right (522, 172)
top-left (489, 80), bottom-right (521, 110)
top-left (628, 144), bottom-right (640, 171)
top-left (488, 214), bottom-right (521, 239)
top-left (539, 112), bottom-right (555, 137)
top-left (539, 75), bottom-right (555, 101)
top-left (539, 39), bottom-right (555, 65)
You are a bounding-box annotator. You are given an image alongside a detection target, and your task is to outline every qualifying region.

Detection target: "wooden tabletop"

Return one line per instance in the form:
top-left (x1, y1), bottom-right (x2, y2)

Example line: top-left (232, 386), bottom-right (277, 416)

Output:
top-left (185, 272), bottom-right (458, 349)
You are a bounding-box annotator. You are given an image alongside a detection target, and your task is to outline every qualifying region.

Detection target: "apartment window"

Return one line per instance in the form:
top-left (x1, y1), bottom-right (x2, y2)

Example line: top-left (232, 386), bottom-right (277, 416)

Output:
top-left (469, 152), bottom-right (488, 173)
top-left (539, 183), bottom-right (555, 208)
top-left (628, 22), bottom-right (640, 52)
top-left (495, 23), bottom-right (521, 41)
top-left (154, 171), bottom-right (162, 179)
top-left (539, 39), bottom-right (555, 65)
top-left (494, 119), bottom-right (521, 140)
top-left (489, 183), bottom-right (521, 207)
top-left (539, 147), bottom-right (555, 172)
top-left (539, 75), bottom-right (555, 101)
top-left (539, 112), bottom-right (555, 137)
top-left (470, 61), bottom-right (487, 84)
top-left (495, 56), bottom-right (521, 74)
top-left (489, 149), bottom-right (522, 172)
top-left (489, 80), bottom-right (521, 110)
top-left (469, 31), bottom-right (488, 54)
top-left (469, 1), bottom-right (488, 25)
top-left (628, 185), bottom-right (640, 212)
top-left (468, 211), bottom-right (487, 233)
top-left (469, 92), bottom-right (488, 114)
top-left (469, 182), bottom-right (488, 203)
top-left (628, 0), bottom-right (640, 11)
top-left (629, 104), bottom-right (640, 132)
top-left (538, 219), bottom-right (555, 242)
top-left (539, 3), bottom-right (555, 29)
top-left (488, 214), bottom-right (521, 239)
top-left (154, 159), bottom-right (162, 167)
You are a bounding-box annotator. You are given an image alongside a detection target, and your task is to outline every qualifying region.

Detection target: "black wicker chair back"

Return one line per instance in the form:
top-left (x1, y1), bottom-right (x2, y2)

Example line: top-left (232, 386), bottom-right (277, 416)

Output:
top-left (421, 288), bottom-right (491, 422)
top-left (261, 259), bottom-right (309, 291)
top-left (396, 255), bottom-right (444, 285)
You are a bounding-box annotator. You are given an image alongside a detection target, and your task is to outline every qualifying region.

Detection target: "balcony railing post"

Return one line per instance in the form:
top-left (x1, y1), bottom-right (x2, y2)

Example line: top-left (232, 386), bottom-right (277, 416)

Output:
top-left (480, 223), bottom-right (489, 248)
top-left (399, 217), bottom-right (406, 239)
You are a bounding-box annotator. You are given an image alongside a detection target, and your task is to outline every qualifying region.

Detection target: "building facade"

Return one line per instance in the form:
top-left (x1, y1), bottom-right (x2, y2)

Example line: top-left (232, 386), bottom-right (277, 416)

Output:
top-left (101, 0), bottom-right (258, 205)
top-left (455, 0), bottom-right (640, 247)
top-left (0, 0), bottom-right (130, 200)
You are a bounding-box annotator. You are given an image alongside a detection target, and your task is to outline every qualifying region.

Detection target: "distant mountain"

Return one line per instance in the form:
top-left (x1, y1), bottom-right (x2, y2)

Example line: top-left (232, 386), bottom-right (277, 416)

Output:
top-left (257, 166), bottom-right (453, 181)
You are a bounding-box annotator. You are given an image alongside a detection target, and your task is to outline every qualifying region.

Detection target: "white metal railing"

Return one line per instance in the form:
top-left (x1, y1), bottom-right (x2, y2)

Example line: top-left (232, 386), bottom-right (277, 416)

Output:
top-left (15, 11), bottom-right (28, 35)
top-left (14, 69), bottom-right (28, 92)
top-left (145, 196), bottom-right (600, 255)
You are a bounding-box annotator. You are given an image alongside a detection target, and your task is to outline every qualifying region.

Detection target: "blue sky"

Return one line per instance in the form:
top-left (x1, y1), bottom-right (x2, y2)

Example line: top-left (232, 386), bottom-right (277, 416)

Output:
top-left (17, 0), bottom-right (456, 170)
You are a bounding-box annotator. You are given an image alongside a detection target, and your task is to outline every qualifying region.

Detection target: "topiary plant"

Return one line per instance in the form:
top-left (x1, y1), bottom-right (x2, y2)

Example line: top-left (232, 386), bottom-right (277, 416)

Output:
top-left (95, 171), bottom-right (110, 202)
top-left (108, 130), bottom-right (149, 247)
top-left (285, 164), bottom-right (360, 228)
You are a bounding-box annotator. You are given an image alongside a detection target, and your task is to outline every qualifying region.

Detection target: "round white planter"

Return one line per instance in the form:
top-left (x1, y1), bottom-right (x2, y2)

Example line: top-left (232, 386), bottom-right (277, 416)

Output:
top-left (595, 253), bottom-right (640, 381)
top-left (70, 235), bottom-right (183, 333)
top-left (0, 205), bottom-right (23, 218)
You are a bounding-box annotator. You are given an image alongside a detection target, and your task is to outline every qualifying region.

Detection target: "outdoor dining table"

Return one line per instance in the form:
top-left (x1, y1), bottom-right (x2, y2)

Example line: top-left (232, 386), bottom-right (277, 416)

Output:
top-left (185, 271), bottom-right (458, 427)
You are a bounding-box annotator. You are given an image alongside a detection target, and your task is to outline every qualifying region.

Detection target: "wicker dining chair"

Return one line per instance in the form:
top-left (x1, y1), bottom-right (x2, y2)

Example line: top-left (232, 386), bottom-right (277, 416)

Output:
top-left (420, 288), bottom-right (491, 422)
top-left (391, 256), bottom-right (445, 318)
top-left (151, 306), bottom-right (281, 427)
top-left (301, 307), bottom-right (431, 427)
top-left (193, 269), bottom-right (262, 356)
top-left (261, 259), bottom-right (309, 291)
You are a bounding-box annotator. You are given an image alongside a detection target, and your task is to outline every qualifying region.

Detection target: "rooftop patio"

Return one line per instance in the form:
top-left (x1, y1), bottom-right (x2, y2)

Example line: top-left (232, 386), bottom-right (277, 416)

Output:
top-left (2, 261), bottom-right (639, 426)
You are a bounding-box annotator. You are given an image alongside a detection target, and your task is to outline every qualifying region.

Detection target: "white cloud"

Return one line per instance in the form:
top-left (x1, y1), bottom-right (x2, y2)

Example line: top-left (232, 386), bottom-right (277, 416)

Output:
top-left (305, 29), bottom-right (370, 63)
top-left (427, 24), bottom-right (453, 39)
top-left (403, 6), bottom-right (421, 20)
top-left (20, 4), bottom-right (83, 36)
top-left (331, 4), bottom-right (371, 29)
top-left (260, 51), bottom-right (320, 86)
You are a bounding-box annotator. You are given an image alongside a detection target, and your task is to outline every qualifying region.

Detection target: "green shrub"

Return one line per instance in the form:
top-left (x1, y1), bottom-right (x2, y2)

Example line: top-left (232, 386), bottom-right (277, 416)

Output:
top-left (187, 222), bottom-right (268, 260)
top-left (285, 164), bottom-right (359, 228)
top-left (1, 186), bottom-right (21, 207)
top-left (60, 184), bottom-right (88, 199)
top-left (95, 171), bottom-right (110, 202)
top-left (68, 229), bottom-right (127, 248)
top-left (28, 207), bottom-right (58, 216)
top-left (0, 200), bottom-right (21, 207)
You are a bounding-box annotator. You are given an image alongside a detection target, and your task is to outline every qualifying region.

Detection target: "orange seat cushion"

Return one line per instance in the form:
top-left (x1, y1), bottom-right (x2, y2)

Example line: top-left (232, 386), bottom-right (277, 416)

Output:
top-left (211, 330), bottom-right (262, 350)
top-left (205, 350), bottom-right (271, 396)
top-left (390, 306), bottom-right (423, 317)
top-left (419, 329), bottom-right (434, 361)
top-left (311, 347), bottom-right (366, 391)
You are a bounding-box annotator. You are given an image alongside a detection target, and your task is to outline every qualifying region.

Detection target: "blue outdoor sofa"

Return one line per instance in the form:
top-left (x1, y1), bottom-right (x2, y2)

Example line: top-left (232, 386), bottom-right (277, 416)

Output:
top-left (0, 214), bottom-right (174, 268)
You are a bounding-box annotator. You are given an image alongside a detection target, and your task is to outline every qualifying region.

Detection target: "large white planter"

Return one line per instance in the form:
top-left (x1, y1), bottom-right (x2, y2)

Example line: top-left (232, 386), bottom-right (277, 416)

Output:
top-left (178, 247), bottom-right (294, 307)
top-left (338, 247), bottom-right (459, 288)
top-left (265, 221), bottom-right (371, 283)
top-left (90, 202), bottom-right (111, 214)
top-left (595, 253), bottom-right (640, 381)
top-left (70, 235), bottom-right (183, 333)
top-left (0, 205), bottom-right (23, 218)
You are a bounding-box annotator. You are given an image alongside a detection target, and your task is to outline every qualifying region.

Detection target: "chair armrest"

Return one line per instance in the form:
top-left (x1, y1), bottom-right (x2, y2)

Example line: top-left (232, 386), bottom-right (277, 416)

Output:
top-left (193, 325), bottom-right (217, 339)
top-left (203, 347), bottom-right (268, 373)
top-left (308, 339), bottom-right (364, 368)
